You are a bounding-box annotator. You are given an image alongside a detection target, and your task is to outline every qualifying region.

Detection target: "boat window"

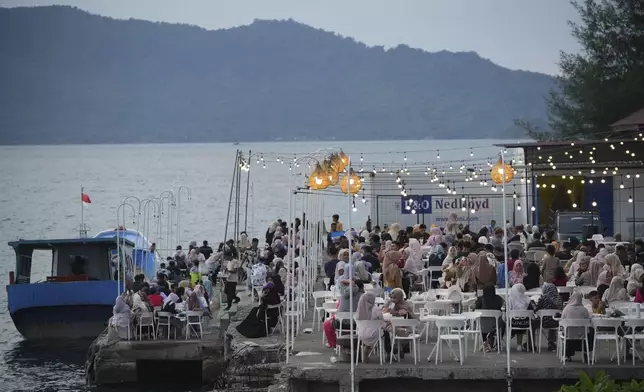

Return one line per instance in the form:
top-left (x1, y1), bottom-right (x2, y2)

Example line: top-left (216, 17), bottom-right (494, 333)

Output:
top-left (30, 250), bottom-right (53, 283)
top-left (558, 215), bottom-right (600, 234)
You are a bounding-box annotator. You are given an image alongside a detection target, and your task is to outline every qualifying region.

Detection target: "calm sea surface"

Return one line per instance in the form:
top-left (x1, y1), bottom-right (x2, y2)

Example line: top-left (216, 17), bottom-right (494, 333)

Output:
top-left (0, 140), bottom-right (509, 391)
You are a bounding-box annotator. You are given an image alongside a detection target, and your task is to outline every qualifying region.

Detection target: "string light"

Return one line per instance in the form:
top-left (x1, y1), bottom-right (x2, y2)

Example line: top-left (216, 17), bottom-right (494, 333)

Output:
top-left (531, 206), bottom-right (536, 211)
top-left (437, 150), bottom-right (440, 159)
top-left (628, 195), bottom-right (633, 203)
top-left (591, 200), bottom-right (597, 207)
top-left (403, 152), bottom-right (407, 161)
top-left (352, 200), bottom-right (357, 212)
top-left (470, 148), bottom-right (474, 157)
top-left (517, 203), bottom-right (522, 211)
top-left (572, 203), bottom-right (577, 208)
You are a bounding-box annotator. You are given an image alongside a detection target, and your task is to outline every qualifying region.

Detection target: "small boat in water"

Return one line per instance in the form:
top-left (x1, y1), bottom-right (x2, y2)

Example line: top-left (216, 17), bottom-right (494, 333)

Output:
top-left (6, 228), bottom-right (158, 340)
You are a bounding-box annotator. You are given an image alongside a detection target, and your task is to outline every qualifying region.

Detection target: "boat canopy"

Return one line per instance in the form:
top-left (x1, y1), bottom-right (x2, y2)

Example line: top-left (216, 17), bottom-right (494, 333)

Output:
top-left (8, 237), bottom-right (135, 284)
top-left (94, 229), bottom-right (158, 279)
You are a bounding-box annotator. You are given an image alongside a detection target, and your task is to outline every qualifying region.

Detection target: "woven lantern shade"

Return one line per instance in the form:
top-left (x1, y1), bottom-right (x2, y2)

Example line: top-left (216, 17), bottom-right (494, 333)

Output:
top-left (340, 169), bottom-right (362, 195)
top-left (324, 161), bottom-right (339, 186)
top-left (308, 163), bottom-right (329, 190)
top-left (330, 153), bottom-right (346, 173)
top-left (338, 150), bottom-right (349, 169)
top-left (490, 155), bottom-right (514, 184)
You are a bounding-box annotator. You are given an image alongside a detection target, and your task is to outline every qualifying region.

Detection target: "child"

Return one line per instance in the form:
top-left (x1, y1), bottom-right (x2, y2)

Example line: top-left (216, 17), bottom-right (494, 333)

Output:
top-left (587, 290), bottom-right (605, 314)
top-left (552, 266), bottom-right (568, 286)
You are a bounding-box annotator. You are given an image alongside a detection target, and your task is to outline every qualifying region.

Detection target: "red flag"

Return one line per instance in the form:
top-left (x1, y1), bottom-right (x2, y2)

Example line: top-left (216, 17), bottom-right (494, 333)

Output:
top-left (81, 193), bottom-right (92, 204)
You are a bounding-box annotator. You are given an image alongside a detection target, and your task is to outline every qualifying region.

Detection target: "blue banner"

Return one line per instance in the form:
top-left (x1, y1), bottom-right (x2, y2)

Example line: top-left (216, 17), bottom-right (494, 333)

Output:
top-left (401, 195), bottom-right (432, 214)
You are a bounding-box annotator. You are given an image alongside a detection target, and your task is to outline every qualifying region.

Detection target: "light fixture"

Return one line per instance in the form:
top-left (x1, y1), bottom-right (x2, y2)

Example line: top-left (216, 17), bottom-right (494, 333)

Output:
top-left (461, 206), bottom-right (467, 211)
top-left (308, 163), bottom-right (330, 190)
top-left (591, 200), bottom-right (597, 207)
top-left (531, 206), bottom-right (536, 211)
top-left (572, 203), bottom-right (577, 208)
top-left (324, 161), bottom-right (339, 186)
top-left (517, 204), bottom-right (522, 211)
top-left (490, 154), bottom-right (514, 184)
top-left (436, 150), bottom-right (440, 159)
top-left (340, 169), bottom-right (363, 195)
top-left (628, 195), bottom-right (633, 203)
top-left (352, 200), bottom-right (357, 212)
top-left (470, 208), bottom-right (476, 214)
top-left (567, 189), bottom-right (572, 194)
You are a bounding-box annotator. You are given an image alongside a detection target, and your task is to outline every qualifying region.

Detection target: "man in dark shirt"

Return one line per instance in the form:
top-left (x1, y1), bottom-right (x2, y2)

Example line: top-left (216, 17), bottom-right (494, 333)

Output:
top-left (324, 245), bottom-right (340, 286)
top-left (200, 240), bottom-right (213, 259)
top-left (361, 245), bottom-right (381, 272)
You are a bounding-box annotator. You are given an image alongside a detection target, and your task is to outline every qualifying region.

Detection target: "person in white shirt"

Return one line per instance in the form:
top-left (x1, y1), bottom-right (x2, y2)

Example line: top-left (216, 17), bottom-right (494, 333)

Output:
top-left (223, 247), bottom-right (241, 310)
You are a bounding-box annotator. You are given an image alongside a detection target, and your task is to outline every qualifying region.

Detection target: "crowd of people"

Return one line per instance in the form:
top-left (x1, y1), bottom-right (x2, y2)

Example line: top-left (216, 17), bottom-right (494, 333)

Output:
top-left (319, 212), bottom-right (644, 361)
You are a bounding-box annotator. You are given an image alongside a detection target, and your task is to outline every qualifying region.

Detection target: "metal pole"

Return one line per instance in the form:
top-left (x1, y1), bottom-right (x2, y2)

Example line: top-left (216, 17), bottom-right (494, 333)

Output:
top-left (501, 150), bottom-right (512, 391)
top-left (346, 157), bottom-right (355, 392)
top-left (80, 186), bottom-right (84, 238)
top-left (224, 150), bottom-right (240, 243)
top-left (244, 150), bottom-right (252, 233)
top-left (633, 177), bottom-right (636, 241)
top-left (286, 165), bottom-right (293, 363)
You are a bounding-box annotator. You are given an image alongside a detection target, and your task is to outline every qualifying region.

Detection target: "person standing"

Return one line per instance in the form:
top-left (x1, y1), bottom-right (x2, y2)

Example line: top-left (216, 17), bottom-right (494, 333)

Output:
top-left (200, 240), bottom-right (213, 259)
top-left (332, 214), bottom-right (344, 232)
top-left (223, 247), bottom-right (241, 310)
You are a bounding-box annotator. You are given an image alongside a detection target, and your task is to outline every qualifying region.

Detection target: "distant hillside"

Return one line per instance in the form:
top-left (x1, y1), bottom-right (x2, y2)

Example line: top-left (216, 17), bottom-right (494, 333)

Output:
top-left (0, 6), bottom-right (554, 144)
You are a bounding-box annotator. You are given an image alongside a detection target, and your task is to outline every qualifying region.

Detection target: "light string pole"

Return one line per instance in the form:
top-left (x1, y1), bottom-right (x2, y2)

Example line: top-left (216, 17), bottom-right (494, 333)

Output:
top-left (176, 186), bottom-right (192, 249)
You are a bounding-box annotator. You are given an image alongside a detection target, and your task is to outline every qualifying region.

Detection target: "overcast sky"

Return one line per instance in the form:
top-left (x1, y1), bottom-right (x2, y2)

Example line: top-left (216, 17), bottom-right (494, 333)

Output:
top-left (0, 0), bottom-right (582, 75)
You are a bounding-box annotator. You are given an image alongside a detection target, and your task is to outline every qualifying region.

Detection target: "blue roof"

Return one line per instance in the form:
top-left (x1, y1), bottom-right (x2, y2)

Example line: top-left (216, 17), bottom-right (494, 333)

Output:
top-left (8, 237), bottom-right (135, 249)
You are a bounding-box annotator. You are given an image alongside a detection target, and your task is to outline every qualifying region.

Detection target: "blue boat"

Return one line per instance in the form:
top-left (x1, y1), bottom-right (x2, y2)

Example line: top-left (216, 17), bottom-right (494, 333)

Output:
top-left (6, 229), bottom-right (158, 340)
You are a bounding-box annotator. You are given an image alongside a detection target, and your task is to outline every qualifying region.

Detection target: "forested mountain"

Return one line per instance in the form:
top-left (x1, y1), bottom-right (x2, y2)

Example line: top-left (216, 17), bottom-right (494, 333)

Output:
top-left (0, 6), bottom-right (554, 144)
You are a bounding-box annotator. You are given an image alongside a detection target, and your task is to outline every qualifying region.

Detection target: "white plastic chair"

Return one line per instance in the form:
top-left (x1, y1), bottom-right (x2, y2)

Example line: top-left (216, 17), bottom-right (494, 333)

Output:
top-left (591, 318), bottom-right (622, 365)
top-left (311, 291), bottom-right (331, 331)
top-left (138, 312), bottom-right (156, 340)
top-left (477, 310), bottom-right (504, 353)
top-left (389, 318), bottom-right (422, 364)
top-left (354, 320), bottom-right (385, 365)
top-left (156, 311), bottom-right (173, 340)
top-left (536, 309), bottom-right (560, 353)
top-left (420, 301), bottom-right (453, 343)
top-left (427, 266), bottom-right (443, 287)
top-left (265, 303), bottom-right (283, 336)
top-left (321, 302), bottom-right (337, 344)
top-left (412, 269), bottom-right (429, 292)
top-left (558, 319), bottom-right (591, 365)
top-left (335, 312), bottom-right (356, 338)
top-left (253, 286), bottom-right (264, 304)
top-left (508, 310), bottom-right (536, 353)
top-left (623, 318), bottom-right (644, 365)
top-left (433, 317), bottom-right (467, 365)
top-left (185, 311), bottom-right (203, 339)
top-left (460, 311), bottom-right (483, 355)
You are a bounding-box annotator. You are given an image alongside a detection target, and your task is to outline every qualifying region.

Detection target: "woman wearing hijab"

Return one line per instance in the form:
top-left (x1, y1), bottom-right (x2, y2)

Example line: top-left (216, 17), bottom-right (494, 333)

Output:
top-left (236, 280), bottom-right (282, 338)
top-left (509, 260), bottom-right (525, 286)
top-left (571, 255), bottom-right (589, 284)
top-left (404, 238), bottom-right (423, 273)
top-left (598, 254), bottom-right (626, 287)
top-left (561, 291), bottom-right (593, 361)
top-left (109, 290), bottom-right (134, 340)
top-left (355, 291), bottom-right (384, 362)
top-left (474, 253), bottom-right (497, 291)
top-left (523, 262), bottom-right (542, 291)
top-left (475, 285), bottom-right (504, 352)
top-left (382, 250), bottom-right (403, 294)
top-left (575, 258), bottom-right (601, 287)
top-left (456, 253), bottom-right (477, 292)
top-left (323, 278), bottom-right (363, 348)
top-left (533, 283), bottom-right (562, 352)
top-left (388, 223), bottom-right (401, 242)
top-left (507, 283), bottom-right (535, 351)
top-left (566, 251), bottom-right (587, 280)
top-left (333, 261), bottom-right (347, 296)
top-left (627, 264), bottom-right (644, 296)
top-left (382, 288), bottom-right (414, 359)
top-left (379, 239), bottom-right (393, 263)
top-left (602, 276), bottom-right (628, 305)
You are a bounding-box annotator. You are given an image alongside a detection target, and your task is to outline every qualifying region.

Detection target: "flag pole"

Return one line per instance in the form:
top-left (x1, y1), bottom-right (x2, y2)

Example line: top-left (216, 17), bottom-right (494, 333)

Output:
top-left (80, 185), bottom-right (84, 238)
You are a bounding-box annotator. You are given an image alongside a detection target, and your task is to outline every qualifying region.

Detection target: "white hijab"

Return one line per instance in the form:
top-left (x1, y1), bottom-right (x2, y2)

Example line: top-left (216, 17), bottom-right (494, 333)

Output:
top-left (404, 238), bottom-right (423, 273)
top-left (508, 283), bottom-right (530, 310)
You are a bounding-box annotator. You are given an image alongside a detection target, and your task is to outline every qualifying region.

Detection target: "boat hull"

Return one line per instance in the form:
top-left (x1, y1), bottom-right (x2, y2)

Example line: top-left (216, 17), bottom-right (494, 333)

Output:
top-left (10, 305), bottom-right (112, 339)
top-left (7, 280), bottom-right (119, 340)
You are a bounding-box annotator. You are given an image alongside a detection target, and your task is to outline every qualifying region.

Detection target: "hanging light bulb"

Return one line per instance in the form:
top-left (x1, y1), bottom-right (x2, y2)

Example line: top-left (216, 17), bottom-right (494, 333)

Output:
top-left (572, 203), bottom-right (577, 208)
top-left (436, 150), bottom-right (440, 159)
top-left (517, 204), bottom-right (522, 211)
top-left (470, 148), bottom-right (474, 157)
top-left (592, 200), bottom-right (597, 207)
top-left (531, 206), bottom-right (536, 211)
top-left (360, 153), bottom-right (363, 162)
top-left (461, 206), bottom-right (467, 212)
top-left (513, 191), bottom-right (517, 199)
top-left (470, 208), bottom-right (476, 214)
top-left (567, 189), bottom-right (572, 194)
top-left (628, 195), bottom-right (633, 203)
top-left (403, 152), bottom-right (407, 161)
top-left (352, 200), bottom-right (357, 212)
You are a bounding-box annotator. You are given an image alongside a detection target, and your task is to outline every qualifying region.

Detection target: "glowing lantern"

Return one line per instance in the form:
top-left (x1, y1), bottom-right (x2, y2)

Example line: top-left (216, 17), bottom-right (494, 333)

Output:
top-left (324, 161), bottom-right (339, 186)
top-left (490, 155), bottom-right (514, 184)
top-left (338, 150), bottom-right (349, 169)
top-left (308, 163), bottom-right (329, 190)
top-left (330, 153), bottom-right (346, 173)
top-left (340, 169), bottom-right (362, 195)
